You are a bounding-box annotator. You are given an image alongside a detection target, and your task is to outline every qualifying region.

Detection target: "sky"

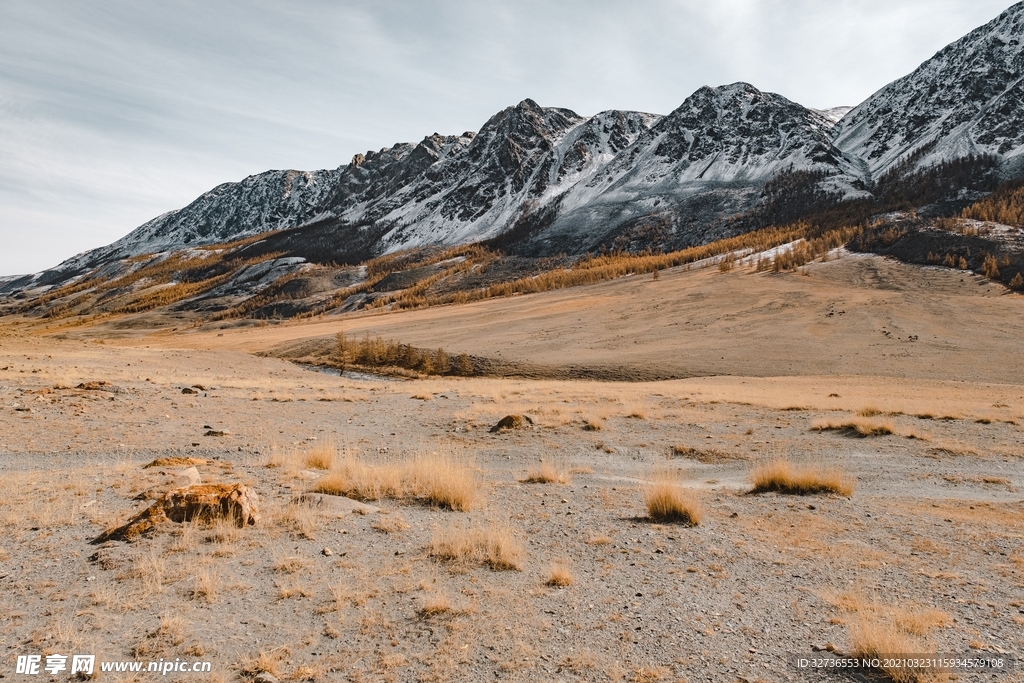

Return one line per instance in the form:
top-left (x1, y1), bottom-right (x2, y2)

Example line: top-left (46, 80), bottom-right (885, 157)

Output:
top-left (0, 0), bottom-right (1015, 276)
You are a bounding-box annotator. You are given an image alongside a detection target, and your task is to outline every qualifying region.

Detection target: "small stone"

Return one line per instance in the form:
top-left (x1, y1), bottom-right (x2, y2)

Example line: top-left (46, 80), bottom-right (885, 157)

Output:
top-left (321, 547), bottom-right (333, 556)
top-left (291, 493), bottom-right (380, 517)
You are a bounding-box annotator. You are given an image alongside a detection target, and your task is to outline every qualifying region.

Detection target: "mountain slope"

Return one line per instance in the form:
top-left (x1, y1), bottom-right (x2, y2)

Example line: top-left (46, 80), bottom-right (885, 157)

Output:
top-left (517, 83), bottom-right (864, 254)
top-left (10, 2), bottom-right (1024, 302)
top-left (17, 168), bottom-right (341, 290)
top-left (833, 1), bottom-right (1024, 179)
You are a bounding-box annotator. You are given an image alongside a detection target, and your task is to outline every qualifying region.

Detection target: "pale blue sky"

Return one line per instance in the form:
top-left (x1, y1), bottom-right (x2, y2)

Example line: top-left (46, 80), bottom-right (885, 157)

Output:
top-left (0, 0), bottom-right (1014, 275)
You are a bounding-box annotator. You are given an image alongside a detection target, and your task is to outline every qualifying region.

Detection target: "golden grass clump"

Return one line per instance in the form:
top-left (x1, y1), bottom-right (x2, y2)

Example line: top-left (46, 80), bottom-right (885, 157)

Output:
top-left (749, 459), bottom-right (854, 496)
top-left (302, 443), bottom-right (336, 471)
top-left (546, 560), bottom-right (574, 587)
top-left (832, 591), bottom-right (952, 683)
top-left (521, 461), bottom-right (571, 484)
top-left (313, 453), bottom-right (478, 511)
top-left (812, 417), bottom-right (895, 437)
top-left (848, 616), bottom-right (944, 683)
top-left (643, 471), bottom-right (701, 526)
top-left (428, 524), bottom-right (522, 570)
top-left (371, 514), bottom-right (411, 534)
top-left (418, 593), bottom-right (452, 617)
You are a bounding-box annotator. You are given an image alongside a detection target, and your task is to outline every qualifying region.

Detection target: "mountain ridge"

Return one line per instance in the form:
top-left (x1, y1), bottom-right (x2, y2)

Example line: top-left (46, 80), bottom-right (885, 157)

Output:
top-left (6, 1), bottom-right (1024, 297)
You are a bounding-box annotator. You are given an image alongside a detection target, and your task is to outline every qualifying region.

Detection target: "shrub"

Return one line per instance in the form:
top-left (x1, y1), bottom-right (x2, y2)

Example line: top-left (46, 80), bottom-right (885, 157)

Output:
top-left (521, 461), bottom-right (570, 484)
top-left (428, 524), bottom-right (522, 570)
top-left (546, 560), bottom-right (574, 587)
top-left (749, 459), bottom-right (854, 496)
top-left (313, 453), bottom-right (478, 511)
top-left (811, 417), bottom-right (894, 437)
top-left (302, 443), bottom-right (335, 470)
top-left (644, 471), bottom-right (701, 525)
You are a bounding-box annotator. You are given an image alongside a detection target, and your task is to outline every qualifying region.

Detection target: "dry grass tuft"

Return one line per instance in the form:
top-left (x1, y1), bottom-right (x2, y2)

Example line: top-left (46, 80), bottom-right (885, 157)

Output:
top-left (811, 417), bottom-right (894, 437)
top-left (144, 457), bottom-right (208, 468)
top-left (927, 442), bottom-right (980, 458)
top-left (521, 461), bottom-right (571, 484)
top-left (418, 593), bottom-right (452, 617)
top-left (587, 534), bottom-right (613, 545)
top-left (546, 560), bottom-right (574, 587)
top-left (302, 443), bottom-right (336, 470)
top-left (643, 471), bottom-right (701, 526)
top-left (848, 617), bottom-right (942, 683)
top-left (371, 514), bottom-right (410, 534)
top-left (749, 459), bottom-right (855, 496)
top-left (313, 453), bottom-right (478, 511)
top-left (238, 651), bottom-right (284, 679)
top-left (272, 555), bottom-right (311, 574)
top-left (428, 523), bottom-right (522, 570)
top-left (831, 592), bottom-right (952, 683)
top-left (582, 418), bottom-right (603, 431)
top-left (856, 406), bottom-right (884, 417)
top-left (132, 614), bottom-right (187, 658)
top-left (629, 666), bottom-right (672, 683)
top-left (670, 445), bottom-right (740, 463)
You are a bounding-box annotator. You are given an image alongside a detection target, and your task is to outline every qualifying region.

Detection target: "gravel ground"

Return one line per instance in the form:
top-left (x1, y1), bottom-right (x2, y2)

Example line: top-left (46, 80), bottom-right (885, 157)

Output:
top-left (0, 331), bottom-right (1022, 683)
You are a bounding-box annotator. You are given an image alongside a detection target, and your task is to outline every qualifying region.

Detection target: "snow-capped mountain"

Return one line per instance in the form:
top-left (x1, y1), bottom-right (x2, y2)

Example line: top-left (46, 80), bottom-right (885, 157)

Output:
top-left (326, 101), bottom-right (660, 250)
top-left (515, 83), bottom-right (864, 254)
top-left (833, 1), bottom-right (1024, 179)
top-left (11, 1), bottom-right (1024, 293)
top-left (35, 168), bottom-right (341, 287)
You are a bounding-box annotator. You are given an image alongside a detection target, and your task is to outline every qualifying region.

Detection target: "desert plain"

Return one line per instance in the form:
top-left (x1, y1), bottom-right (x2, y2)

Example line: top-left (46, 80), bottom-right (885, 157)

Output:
top-left (1, 250), bottom-right (1023, 682)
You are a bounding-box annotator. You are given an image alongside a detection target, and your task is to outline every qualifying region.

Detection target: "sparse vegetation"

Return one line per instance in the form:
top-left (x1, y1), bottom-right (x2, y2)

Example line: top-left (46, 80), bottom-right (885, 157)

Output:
top-left (371, 514), bottom-right (410, 534)
top-left (643, 471), bottom-right (701, 525)
top-left (670, 445), bottom-right (738, 463)
top-left (302, 442), bottom-right (335, 470)
top-left (749, 459), bottom-right (854, 496)
top-left (521, 461), bottom-right (570, 484)
top-left (546, 560), bottom-right (574, 587)
top-left (428, 524), bottom-right (522, 570)
top-left (313, 453), bottom-right (478, 511)
top-left (334, 332), bottom-right (473, 376)
top-left (418, 593), bottom-right (452, 617)
top-left (831, 591), bottom-right (951, 683)
top-left (811, 417), bottom-right (895, 437)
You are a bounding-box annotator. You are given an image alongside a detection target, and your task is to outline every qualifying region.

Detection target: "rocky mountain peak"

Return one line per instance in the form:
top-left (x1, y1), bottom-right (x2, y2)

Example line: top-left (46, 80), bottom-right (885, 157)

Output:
top-left (833, 1), bottom-right (1024, 177)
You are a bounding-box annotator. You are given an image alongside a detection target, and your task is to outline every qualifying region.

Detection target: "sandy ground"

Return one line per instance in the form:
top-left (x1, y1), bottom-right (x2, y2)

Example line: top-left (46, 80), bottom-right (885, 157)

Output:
top-left (1, 252), bottom-right (1023, 682)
